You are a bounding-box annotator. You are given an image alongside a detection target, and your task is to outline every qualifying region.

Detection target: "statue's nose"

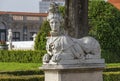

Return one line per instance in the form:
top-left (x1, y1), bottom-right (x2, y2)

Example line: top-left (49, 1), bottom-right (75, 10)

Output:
top-left (53, 23), bottom-right (56, 30)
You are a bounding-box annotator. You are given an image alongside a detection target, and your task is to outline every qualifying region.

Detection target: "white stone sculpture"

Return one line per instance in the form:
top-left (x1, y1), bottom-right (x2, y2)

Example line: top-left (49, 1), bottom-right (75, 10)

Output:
top-left (43, 2), bottom-right (101, 64)
top-left (32, 33), bottom-right (37, 41)
top-left (32, 33), bottom-right (37, 50)
top-left (8, 29), bottom-right (12, 50)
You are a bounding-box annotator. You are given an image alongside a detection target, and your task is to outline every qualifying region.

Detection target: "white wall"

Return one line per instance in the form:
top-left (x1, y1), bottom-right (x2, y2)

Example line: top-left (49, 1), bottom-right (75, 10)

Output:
top-left (7, 41), bottom-right (34, 50)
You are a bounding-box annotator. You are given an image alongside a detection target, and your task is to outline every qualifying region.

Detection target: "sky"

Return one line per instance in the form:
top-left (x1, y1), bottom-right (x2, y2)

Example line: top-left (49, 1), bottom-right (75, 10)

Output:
top-left (0, 0), bottom-right (41, 13)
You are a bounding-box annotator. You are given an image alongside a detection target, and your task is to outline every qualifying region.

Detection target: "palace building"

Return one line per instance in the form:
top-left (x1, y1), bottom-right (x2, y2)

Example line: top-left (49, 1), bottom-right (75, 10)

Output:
top-left (0, 11), bottom-right (47, 41)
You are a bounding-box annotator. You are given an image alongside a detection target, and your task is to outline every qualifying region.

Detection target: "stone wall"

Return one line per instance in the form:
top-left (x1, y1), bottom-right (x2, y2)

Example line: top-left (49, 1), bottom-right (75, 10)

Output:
top-left (0, 13), bottom-right (46, 41)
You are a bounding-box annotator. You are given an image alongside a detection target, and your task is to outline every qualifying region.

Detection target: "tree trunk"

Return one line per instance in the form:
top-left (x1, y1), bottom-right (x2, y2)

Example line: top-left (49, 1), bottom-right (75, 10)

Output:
top-left (65, 0), bottom-right (88, 38)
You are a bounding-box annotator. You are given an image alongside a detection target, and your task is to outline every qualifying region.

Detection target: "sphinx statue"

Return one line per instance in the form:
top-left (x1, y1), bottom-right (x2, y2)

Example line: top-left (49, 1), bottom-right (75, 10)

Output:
top-left (43, 2), bottom-right (101, 64)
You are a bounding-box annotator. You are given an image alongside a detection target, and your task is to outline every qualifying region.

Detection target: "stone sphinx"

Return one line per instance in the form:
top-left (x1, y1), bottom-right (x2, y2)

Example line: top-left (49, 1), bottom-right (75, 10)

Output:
top-left (43, 2), bottom-right (101, 64)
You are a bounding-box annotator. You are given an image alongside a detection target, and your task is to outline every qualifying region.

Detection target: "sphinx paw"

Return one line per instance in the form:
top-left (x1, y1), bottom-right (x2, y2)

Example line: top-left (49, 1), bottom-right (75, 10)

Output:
top-left (51, 54), bottom-right (61, 62)
top-left (43, 54), bottom-right (51, 63)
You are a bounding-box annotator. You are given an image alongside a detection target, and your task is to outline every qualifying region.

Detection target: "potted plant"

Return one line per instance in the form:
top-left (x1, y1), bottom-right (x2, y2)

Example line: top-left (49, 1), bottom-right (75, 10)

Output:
top-left (0, 41), bottom-right (8, 50)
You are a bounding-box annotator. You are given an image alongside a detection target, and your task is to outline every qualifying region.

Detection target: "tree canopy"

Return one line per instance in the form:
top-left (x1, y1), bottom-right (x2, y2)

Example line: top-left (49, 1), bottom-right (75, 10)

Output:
top-left (89, 1), bottom-right (120, 54)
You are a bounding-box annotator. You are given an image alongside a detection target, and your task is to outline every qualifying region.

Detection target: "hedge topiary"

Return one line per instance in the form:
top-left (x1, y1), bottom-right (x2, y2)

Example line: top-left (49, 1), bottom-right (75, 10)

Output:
top-left (0, 50), bottom-right (46, 63)
top-left (34, 21), bottom-right (50, 50)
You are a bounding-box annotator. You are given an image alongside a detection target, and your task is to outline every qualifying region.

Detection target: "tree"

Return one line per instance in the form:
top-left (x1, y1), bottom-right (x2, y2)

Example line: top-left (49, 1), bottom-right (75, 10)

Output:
top-left (34, 21), bottom-right (50, 50)
top-left (65, 0), bottom-right (88, 38)
top-left (89, 1), bottom-right (120, 54)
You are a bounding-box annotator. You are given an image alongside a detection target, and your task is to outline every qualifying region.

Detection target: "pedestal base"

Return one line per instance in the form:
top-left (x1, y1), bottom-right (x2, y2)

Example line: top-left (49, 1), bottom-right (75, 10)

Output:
top-left (41, 59), bottom-right (105, 81)
top-left (44, 69), bottom-right (103, 81)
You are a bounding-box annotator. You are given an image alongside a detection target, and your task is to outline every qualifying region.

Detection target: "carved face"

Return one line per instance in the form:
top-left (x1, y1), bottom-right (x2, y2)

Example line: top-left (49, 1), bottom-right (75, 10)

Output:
top-left (49, 18), bottom-right (60, 32)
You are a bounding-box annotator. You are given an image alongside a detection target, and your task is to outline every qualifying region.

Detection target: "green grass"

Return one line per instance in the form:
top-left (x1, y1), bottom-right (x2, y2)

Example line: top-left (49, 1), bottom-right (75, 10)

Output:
top-left (0, 62), bottom-right (42, 71)
top-left (106, 63), bottom-right (120, 68)
top-left (0, 62), bottom-right (120, 72)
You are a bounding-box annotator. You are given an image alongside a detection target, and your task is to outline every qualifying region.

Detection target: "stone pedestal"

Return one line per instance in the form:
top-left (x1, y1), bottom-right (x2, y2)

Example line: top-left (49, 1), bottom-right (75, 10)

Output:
top-left (41, 59), bottom-right (105, 81)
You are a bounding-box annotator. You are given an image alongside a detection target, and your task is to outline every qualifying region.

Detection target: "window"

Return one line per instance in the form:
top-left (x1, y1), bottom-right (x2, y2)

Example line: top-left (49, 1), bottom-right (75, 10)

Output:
top-left (13, 16), bottom-right (23, 20)
top-left (27, 16), bottom-right (39, 20)
top-left (23, 26), bottom-right (27, 41)
top-left (13, 32), bottom-right (20, 41)
top-left (30, 32), bottom-right (36, 41)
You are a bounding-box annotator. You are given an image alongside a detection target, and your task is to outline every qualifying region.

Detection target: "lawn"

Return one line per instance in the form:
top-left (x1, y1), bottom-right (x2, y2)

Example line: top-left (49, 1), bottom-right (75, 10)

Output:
top-left (0, 62), bottom-right (120, 71)
top-left (0, 62), bottom-right (42, 71)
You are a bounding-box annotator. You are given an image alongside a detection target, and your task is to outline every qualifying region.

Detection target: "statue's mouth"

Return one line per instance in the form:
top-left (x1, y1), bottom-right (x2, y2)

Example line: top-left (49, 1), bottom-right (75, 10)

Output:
top-left (50, 31), bottom-right (59, 36)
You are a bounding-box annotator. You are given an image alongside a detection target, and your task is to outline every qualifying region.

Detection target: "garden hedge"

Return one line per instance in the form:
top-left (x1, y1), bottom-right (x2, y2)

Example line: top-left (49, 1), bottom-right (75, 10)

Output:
top-left (0, 50), bottom-right (46, 63)
top-left (0, 50), bottom-right (120, 63)
top-left (103, 72), bottom-right (120, 81)
top-left (0, 75), bottom-right (44, 81)
top-left (0, 70), bottom-right (44, 76)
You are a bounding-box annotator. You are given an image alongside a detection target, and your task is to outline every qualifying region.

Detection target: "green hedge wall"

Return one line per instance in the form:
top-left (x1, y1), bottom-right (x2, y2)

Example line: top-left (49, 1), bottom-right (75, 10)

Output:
top-left (0, 50), bottom-right (119, 63)
top-left (0, 70), bottom-right (44, 76)
top-left (103, 72), bottom-right (120, 81)
top-left (0, 75), bottom-right (44, 81)
top-left (0, 50), bottom-right (46, 63)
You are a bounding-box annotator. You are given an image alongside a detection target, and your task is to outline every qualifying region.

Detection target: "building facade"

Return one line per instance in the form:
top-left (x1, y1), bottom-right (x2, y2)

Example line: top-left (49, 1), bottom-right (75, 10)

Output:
top-left (39, 0), bottom-right (65, 13)
top-left (0, 11), bottom-right (47, 41)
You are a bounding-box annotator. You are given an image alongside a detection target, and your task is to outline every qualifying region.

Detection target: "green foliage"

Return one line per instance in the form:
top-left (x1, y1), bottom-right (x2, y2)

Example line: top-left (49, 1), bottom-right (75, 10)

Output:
top-left (105, 67), bottom-right (120, 72)
top-left (34, 21), bottom-right (50, 50)
top-left (101, 50), bottom-right (120, 63)
top-left (103, 72), bottom-right (120, 81)
top-left (0, 75), bottom-right (44, 81)
top-left (0, 63), bottom-right (120, 81)
top-left (0, 70), bottom-right (44, 76)
top-left (0, 50), bottom-right (46, 63)
top-left (105, 63), bottom-right (120, 72)
top-left (59, 6), bottom-right (65, 17)
top-left (89, 1), bottom-right (120, 61)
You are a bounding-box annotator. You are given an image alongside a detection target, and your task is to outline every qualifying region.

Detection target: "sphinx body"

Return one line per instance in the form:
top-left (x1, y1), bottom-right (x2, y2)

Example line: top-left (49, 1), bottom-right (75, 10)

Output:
top-left (43, 35), bottom-right (101, 64)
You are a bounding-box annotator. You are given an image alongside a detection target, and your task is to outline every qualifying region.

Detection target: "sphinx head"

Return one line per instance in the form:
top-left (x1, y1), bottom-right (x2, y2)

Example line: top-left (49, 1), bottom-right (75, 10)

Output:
top-left (47, 2), bottom-right (64, 35)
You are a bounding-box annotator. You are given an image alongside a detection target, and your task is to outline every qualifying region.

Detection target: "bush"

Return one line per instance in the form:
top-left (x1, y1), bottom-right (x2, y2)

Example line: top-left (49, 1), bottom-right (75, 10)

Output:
top-left (0, 75), bottom-right (44, 81)
top-left (89, 1), bottom-right (120, 55)
top-left (0, 50), bottom-right (46, 63)
top-left (0, 70), bottom-right (44, 76)
top-left (103, 72), bottom-right (120, 81)
top-left (101, 50), bottom-right (120, 63)
top-left (34, 21), bottom-right (50, 50)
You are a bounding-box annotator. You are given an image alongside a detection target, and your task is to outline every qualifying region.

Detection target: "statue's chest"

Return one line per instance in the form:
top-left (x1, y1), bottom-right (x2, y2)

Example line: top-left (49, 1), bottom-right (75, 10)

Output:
top-left (47, 37), bottom-right (61, 52)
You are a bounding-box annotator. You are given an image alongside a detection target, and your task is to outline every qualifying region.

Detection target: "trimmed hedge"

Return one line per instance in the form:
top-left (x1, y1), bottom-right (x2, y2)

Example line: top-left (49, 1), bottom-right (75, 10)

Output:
top-left (0, 50), bottom-right (119, 63)
top-left (103, 72), bottom-right (120, 81)
top-left (0, 70), bottom-right (44, 76)
top-left (0, 75), bottom-right (44, 81)
top-left (0, 50), bottom-right (46, 63)
top-left (105, 67), bottom-right (120, 72)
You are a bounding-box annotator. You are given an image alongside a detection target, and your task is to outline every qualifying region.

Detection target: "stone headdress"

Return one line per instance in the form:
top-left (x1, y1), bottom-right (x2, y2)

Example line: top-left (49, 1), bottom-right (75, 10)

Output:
top-left (47, 2), bottom-right (64, 24)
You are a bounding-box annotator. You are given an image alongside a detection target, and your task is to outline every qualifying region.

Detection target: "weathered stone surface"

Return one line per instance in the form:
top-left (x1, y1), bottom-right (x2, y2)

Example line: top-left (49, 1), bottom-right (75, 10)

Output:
top-left (41, 62), bottom-right (105, 81)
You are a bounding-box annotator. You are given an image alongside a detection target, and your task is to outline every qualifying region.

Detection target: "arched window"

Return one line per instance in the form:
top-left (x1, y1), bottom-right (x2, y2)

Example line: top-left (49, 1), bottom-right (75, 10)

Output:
top-left (0, 22), bottom-right (6, 41)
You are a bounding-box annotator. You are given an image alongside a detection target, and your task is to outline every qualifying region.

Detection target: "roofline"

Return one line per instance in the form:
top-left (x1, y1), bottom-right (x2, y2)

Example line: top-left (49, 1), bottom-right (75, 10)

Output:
top-left (0, 11), bottom-right (48, 17)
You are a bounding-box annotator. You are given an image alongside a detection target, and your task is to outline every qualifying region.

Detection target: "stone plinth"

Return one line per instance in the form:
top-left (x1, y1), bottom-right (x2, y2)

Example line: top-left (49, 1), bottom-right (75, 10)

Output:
top-left (41, 59), bottom-right (105, 81)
